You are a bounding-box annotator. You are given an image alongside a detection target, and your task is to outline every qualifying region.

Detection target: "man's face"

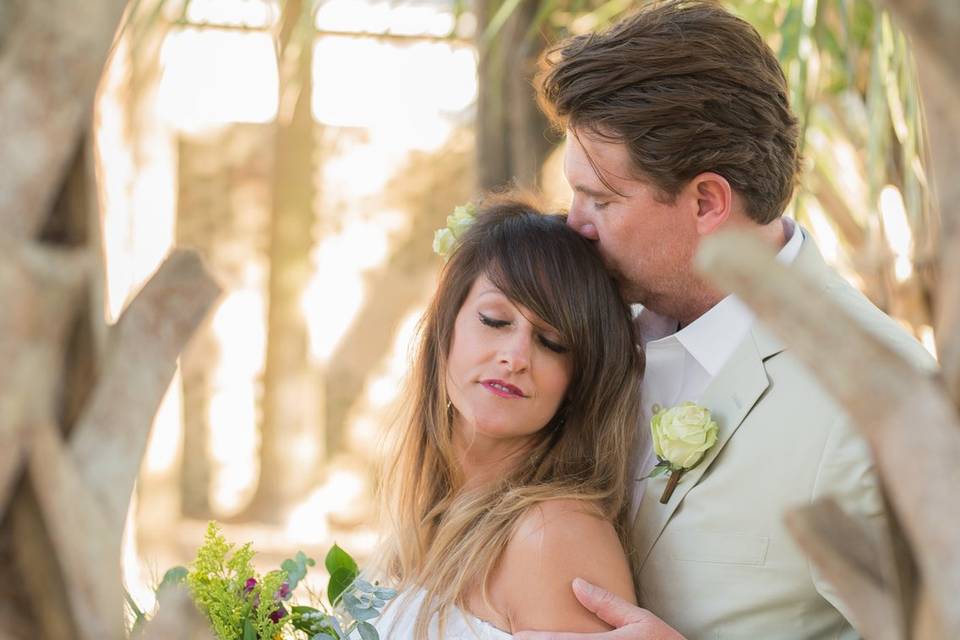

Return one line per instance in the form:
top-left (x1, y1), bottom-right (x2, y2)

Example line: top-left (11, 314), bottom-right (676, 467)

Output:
top-left (562, 129), bottom-right (700, 313)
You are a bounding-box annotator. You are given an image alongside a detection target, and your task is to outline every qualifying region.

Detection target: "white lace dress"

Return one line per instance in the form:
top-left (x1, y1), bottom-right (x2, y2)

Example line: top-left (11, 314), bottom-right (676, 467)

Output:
top-left (371, 588), bottom-right (512, 639)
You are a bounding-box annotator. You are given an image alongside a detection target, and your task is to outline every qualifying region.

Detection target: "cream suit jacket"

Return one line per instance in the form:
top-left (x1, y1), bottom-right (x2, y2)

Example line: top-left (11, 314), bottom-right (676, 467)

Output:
top-left (631, 237), bottom-right (935, 639)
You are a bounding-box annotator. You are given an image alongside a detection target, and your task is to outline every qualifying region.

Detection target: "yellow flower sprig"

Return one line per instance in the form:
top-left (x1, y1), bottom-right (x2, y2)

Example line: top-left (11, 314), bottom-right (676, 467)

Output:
top-left (645, 401), bottom-right (719, 503)
top-left (432, 202), bottom-right (477, 260)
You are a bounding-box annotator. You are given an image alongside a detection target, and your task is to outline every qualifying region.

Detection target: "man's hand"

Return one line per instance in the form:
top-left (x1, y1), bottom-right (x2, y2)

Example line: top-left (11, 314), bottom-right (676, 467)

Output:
top-left (512, 578), bottom-right (686, 640)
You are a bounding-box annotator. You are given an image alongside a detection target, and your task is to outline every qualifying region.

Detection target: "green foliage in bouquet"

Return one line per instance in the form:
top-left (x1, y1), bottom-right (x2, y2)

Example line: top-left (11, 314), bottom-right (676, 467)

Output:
top-left (151, 522), bottom-right (396, 640)
top-left (186, 522), bottom-right (289, 639)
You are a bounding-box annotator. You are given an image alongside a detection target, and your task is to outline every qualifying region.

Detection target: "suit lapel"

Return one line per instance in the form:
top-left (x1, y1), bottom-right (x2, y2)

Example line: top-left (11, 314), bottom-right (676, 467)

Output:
top-left (633, 329), bottom-right (774, 569)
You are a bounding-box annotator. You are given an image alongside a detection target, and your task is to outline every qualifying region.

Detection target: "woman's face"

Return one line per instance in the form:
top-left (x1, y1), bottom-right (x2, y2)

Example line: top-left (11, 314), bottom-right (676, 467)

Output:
top-left (446, 274), bottom-right (574, 450)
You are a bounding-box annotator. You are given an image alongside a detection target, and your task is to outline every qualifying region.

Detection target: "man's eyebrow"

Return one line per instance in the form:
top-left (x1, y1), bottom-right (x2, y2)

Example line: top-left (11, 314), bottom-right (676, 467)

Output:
top-left (573, 184), bottom-right (617, 199)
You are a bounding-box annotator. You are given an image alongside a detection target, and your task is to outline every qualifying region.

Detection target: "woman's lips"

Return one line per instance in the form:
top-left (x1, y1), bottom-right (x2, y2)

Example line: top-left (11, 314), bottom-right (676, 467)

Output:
top-left (481, 379), bottom-right (526, 398)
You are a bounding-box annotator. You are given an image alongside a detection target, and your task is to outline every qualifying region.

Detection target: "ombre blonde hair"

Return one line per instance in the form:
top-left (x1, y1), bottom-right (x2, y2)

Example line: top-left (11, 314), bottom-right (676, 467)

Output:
top-left (376, 195), bottom-right (643, 638)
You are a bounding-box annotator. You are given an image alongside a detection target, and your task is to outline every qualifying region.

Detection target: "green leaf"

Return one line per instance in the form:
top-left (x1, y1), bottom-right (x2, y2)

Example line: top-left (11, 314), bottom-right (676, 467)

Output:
top-left (310, 635), bottom-right (337, 640)
top-left (357, 621), bottom-right (380, 640)
top-left (292, 605), bottom-right (323, 615)
top-left (325, 544), bottom-right (358, 577)
top-left (158, 566), bottom-right (189, 592)
top-left (328, 566), bottom-right (356, 607)
top-left (643, 461), bottom-right (671, 479)
top-left (243, 619), bottom-right (257, 640)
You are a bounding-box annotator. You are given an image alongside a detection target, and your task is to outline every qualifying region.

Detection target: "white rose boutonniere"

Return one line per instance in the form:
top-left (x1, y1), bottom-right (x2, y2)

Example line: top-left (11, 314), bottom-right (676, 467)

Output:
top-left (646, 401), bottom-right (719, 503)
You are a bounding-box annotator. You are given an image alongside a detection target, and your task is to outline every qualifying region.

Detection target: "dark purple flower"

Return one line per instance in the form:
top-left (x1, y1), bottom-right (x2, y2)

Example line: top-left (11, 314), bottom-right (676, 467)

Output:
top-left (269, 604), bottom-right (288, 623)
top-left (243, 577), bottom-right (257, 596)
top-left (275, 581), bottom-right (292, 601)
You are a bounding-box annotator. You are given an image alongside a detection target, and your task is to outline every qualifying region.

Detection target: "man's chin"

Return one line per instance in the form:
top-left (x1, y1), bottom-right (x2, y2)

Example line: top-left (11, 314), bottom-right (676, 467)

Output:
top-left (613, 277), bottom-right (647, 306)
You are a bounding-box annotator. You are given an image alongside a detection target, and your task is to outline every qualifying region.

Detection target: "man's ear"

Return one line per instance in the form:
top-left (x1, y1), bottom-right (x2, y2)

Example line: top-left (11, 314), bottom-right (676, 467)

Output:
top-left (691, 172), bottom-right (732, 236)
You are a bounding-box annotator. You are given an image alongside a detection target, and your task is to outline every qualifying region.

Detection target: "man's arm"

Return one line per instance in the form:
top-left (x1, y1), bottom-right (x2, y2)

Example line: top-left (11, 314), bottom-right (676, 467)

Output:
top-left (513, 579), bottom-right (685, 640)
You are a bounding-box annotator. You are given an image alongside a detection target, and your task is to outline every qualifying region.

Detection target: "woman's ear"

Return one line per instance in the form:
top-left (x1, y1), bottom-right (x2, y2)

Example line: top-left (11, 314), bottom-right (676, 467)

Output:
top-left (690, 172), bottom-right (732, 236)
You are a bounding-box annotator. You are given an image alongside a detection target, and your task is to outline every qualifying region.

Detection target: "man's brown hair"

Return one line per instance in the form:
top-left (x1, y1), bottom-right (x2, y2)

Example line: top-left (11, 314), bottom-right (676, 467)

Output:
top-left (536, 0), bottom-right (801, 224)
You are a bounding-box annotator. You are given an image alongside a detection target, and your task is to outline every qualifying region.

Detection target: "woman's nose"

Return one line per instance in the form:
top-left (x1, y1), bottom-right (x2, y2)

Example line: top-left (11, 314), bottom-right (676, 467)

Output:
top-left (499, 332), bottom-right (531, 372)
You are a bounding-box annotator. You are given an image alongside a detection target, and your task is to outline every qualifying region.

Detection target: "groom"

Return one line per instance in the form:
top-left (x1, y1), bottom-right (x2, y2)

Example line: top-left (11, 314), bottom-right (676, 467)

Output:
top-left (517, 1), bottom-right (934, 639)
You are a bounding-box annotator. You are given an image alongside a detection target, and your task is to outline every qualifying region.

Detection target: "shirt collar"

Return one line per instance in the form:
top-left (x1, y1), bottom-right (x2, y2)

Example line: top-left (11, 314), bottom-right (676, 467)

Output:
top-left (636, 218), bottom-right (804, 375)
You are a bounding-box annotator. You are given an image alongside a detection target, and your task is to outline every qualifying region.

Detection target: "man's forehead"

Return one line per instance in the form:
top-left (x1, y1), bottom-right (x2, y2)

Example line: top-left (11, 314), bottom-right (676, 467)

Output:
top-left (563, 133), bottom-right (636, 193)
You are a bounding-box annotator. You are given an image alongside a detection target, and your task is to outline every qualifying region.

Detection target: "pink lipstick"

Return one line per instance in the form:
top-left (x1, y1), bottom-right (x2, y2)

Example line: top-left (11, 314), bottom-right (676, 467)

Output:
top-left (481, 379), bottom-right (526, 398)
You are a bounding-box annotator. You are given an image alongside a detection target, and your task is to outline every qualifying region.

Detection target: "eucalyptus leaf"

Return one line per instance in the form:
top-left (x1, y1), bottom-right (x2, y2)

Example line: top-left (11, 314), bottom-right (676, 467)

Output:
top-left (357, 621), bottom-right (380, 640)
top-left (374, 587), bottom-right (397, 599)
top-left (310, 635), bottom-right (336, 640)
top-left (349, 606), bottom-right (380, 622)
top-left (158, 565), bottom-right (188, 591)
top-left (353, 578), bottom-right (374, 592)
top-left (326, 614), bottom-right (346, 638)
top-left (282, 550), bottom-right (316, 590)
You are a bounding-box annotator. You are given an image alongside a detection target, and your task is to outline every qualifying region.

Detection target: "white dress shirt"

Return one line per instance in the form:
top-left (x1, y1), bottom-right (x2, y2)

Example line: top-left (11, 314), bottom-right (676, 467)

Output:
top-left (631, 218), bottom-right (804, 513)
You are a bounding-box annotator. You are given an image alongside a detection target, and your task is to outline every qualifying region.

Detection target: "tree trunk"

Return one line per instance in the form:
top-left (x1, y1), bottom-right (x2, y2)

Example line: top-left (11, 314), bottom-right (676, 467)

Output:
top-left (244, 0), bottom-right (323, 522)
top-left (476, 0), bottom-right (555, 191)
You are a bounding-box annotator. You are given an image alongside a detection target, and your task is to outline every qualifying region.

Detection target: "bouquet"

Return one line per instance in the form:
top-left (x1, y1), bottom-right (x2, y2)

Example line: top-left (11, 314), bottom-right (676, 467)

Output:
top-left (136, 522), bottom-right (396, 640)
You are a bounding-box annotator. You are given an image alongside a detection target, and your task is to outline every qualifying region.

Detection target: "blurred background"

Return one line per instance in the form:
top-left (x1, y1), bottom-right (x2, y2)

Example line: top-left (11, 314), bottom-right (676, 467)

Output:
top-left (96, 0), bottom-right (938, 619)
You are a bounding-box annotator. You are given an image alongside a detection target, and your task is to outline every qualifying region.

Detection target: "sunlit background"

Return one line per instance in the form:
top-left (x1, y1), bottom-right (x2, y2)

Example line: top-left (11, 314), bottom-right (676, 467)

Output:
top-left (98, 0), bottom-right (478, 615)
top-left (93, 0), bottom-right (938, 620)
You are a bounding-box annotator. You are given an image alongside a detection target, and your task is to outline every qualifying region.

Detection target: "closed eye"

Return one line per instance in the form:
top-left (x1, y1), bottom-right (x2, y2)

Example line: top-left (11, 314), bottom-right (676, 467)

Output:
top-left (594, 200), bottom-right (610, 211)
top-left (538, 335), bottom-right (570, 354)
top-left (479, 312), bottom-right (509, 328)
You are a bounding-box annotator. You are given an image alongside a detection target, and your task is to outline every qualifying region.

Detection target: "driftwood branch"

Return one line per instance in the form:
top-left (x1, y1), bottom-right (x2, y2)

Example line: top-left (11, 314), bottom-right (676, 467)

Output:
top-left (783, 498), bottom-right (905, 640)
top-left (915, 61), bottom-right (960, 403)
top-left (0, 0), bottom-right (129, 238)
top-left (696, 230), bottom-right (960, 637)
top-left (26, 420), bottom-right (121, 640)
top-left (70, 248), bottom-right (221, 535)
top-left (876, 0), bottom-right (960, 82)
top-left (878, 0), bottom-right (960, 407)
top-left (0, 239), bottom-right (88, 510)
top-left (135, 584), bottom-right (214, 640)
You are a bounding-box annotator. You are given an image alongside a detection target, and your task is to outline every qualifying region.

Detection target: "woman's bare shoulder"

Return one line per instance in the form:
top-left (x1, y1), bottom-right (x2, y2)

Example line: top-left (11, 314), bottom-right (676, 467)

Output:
top-left (489, 499), bottom-right (636, 634)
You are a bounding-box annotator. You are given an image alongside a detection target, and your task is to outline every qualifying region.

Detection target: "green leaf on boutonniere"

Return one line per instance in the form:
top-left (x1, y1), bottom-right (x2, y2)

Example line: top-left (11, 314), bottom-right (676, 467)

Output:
top-left (643, 459), bottom-right (672, 480)
top-left (647, 465), bottom-right (670, 478)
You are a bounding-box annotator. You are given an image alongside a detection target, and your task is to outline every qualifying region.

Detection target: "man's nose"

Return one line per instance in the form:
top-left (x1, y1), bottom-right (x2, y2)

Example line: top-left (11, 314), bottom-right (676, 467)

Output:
top-left (567, 199), bottom-right (599, 240)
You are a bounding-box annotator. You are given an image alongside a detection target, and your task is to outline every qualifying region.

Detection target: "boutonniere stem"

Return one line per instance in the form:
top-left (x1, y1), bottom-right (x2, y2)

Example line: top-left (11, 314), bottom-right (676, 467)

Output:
top-left (660, 468), bottom-right (683, 503)
top-left (644, 401), bottom-right (719, 504)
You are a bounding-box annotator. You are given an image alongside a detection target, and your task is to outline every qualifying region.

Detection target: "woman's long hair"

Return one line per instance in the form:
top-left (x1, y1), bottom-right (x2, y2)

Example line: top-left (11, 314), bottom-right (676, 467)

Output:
top-left (376, 195), bottom-right (644, 638)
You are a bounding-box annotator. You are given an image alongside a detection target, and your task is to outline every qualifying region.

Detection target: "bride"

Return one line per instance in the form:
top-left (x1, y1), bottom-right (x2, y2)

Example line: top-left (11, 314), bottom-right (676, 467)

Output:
top-left (372, 196), bottom-right (642, 638)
